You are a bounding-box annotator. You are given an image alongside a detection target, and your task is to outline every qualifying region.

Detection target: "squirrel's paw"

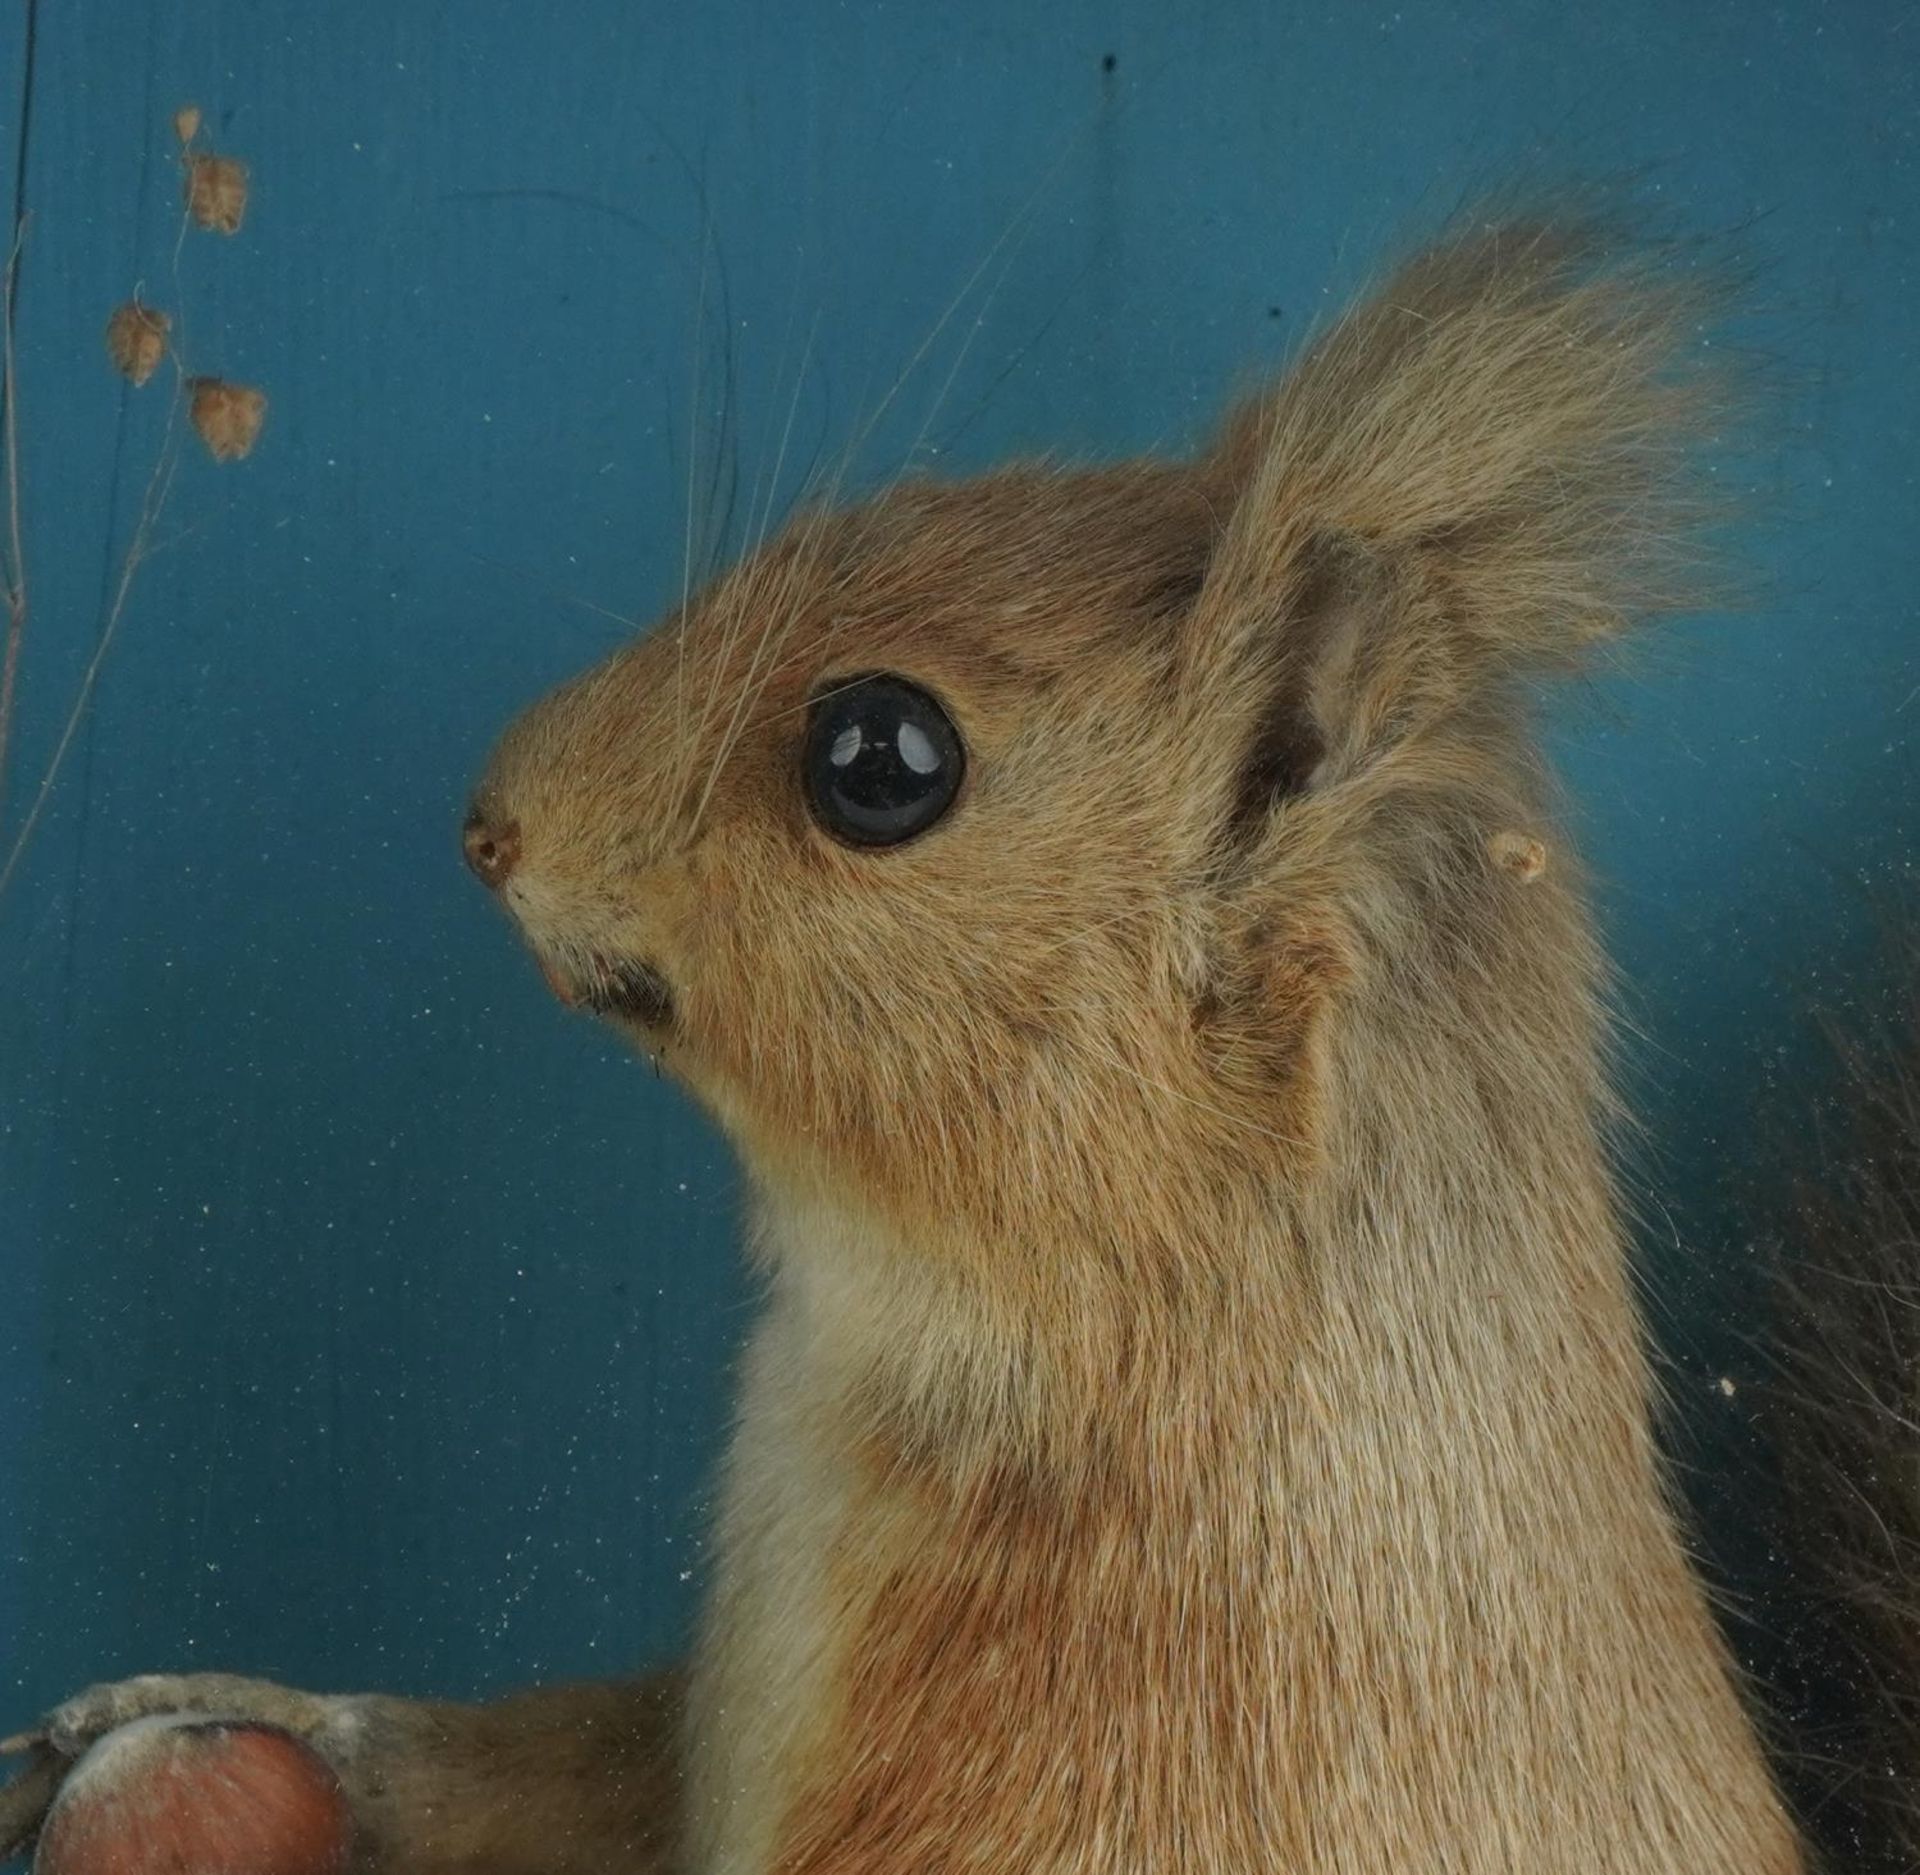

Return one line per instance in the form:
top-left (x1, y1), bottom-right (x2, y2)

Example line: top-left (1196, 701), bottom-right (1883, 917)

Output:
top-left (0, 1672), bottom-right (360, 1860)
top-left (17, 1673), bottom-right (337, 1762)
top-left (0, 1744), bottom-right (65, 1860)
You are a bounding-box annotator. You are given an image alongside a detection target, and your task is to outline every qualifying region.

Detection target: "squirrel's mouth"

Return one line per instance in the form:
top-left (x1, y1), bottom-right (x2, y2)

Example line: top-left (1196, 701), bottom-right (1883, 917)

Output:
top-left (541, 951), bottom-right (676, 1030)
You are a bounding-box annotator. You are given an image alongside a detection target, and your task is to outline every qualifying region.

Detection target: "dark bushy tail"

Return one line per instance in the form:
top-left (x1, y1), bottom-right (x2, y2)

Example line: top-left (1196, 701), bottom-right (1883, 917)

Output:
top-left (1763, 939), bottom-right (1920, 1871)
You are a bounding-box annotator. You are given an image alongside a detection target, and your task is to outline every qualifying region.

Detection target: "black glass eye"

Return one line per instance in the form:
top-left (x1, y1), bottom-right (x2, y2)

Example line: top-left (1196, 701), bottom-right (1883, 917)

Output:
top-left (803, 673), bottom-right (966, 848)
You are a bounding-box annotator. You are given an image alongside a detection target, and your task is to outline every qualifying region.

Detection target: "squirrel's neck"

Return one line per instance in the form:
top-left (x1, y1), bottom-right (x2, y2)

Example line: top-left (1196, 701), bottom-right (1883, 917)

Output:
top-left (689, 972), bottom-right (1800, 1874)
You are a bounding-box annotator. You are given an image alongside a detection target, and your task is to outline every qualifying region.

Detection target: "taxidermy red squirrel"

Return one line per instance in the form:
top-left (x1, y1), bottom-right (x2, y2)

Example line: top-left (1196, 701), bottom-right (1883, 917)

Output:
top-left (4, 209), bottom-right (1912, 1874)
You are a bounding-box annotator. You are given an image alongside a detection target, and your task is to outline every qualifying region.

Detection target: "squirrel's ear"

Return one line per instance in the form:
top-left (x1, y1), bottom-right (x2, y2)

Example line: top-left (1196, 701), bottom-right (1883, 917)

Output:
top-left (1178, 215), bottom-right (1729, 832)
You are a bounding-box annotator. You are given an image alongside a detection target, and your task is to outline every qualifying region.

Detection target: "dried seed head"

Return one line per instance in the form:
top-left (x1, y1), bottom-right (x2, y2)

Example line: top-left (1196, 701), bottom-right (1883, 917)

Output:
top-left (173, 104), bottom-right (202, 147)
top-left (104, 302), bottom-right (170, 388)
top-left (1489, 830), bottom-right (1549, 884)
top-left (184, 155), bottom-right (248, 234)
top-left (189, 378), bottom-right (268, 462)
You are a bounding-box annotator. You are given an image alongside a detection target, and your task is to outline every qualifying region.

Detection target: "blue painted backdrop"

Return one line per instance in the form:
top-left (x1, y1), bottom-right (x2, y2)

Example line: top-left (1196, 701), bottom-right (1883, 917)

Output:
top-left (0, 0), bottom-right (1913, 1792)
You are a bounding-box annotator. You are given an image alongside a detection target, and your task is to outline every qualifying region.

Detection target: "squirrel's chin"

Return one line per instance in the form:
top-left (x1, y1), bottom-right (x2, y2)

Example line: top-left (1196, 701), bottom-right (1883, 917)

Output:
top-left (586, 959), bottom-right (676, 1030)
top-left (529, 943), bottom-right (677, 1033)
top-left (535, 953), bottom-right (581, 1006)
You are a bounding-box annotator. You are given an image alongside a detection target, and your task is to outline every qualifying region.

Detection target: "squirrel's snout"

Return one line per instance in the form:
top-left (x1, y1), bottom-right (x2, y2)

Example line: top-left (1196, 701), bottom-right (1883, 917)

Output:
top-left (462, 805), bottom-right (521, 891)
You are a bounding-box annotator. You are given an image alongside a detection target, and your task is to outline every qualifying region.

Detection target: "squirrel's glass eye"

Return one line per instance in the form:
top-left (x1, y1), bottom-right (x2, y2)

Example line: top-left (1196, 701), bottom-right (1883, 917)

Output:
top-left (803, 673), bottom-right (966, 848)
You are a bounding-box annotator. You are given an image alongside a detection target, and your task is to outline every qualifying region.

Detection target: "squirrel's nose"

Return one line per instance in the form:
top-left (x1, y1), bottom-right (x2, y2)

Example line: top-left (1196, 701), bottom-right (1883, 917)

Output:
top-left (462, 805), bottom-right (521, 890)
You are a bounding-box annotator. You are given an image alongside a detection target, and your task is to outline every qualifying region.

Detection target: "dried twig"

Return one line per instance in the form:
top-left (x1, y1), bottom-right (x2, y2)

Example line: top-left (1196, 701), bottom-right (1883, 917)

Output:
top-left (0, 362), bottom-right (189, 898)
top-left (0, 102), bottom-right (265, 904)
top-left (0, 212), bottom-right (27, 839)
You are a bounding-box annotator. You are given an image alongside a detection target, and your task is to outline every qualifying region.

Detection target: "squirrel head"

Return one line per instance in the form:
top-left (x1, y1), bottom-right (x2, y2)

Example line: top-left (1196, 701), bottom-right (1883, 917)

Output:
top-left (466, 217), bottom-right (1724, 1273)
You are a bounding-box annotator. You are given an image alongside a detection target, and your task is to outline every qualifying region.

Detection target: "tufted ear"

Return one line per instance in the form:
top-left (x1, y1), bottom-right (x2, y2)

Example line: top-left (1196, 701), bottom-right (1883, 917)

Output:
top-left (1177, 213), bottom-right (1732, 850)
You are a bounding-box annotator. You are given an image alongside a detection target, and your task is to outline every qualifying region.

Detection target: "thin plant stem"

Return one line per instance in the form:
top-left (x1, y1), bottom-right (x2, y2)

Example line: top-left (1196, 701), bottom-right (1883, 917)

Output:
top-left (0, 217), bottom-right (27, 840)
top-left (0, 367), bottom-right (188, 900)
top-left (0, 179), bottom-right (206, 903)
top-left (0, 0), bottom-right (38, 843)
